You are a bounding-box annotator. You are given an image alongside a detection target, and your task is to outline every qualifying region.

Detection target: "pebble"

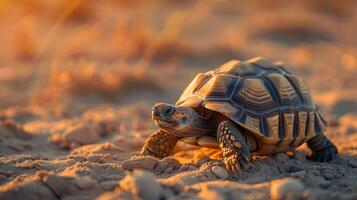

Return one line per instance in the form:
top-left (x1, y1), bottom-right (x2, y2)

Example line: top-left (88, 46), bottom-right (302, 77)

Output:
top-left (119, 170), bottom-right (163, 200)
top-left (41, 174), bottom-right (69, 197)
top-left (211, 166), bottom-right (228, 179)
top-left (87, 155), bottom-right (99, 162)
top-left (197, 157), bottom-right (211, 166)
top-left (155, 157), bottom-right (181, 173)
top-left (122, 155), bottom-right (159, 171)
top-left (76, 176), bottom-right (96, 190)
top-left (63, 123), bottom-right (99, 145)
top-left (270, 177), bottom-right (305, 200)
top-left (160, 157), bottom-right (181, 170)
top-left (321, 171), bottom-right (336, 180)
top-left (100, 180), bottom-right (118, 191)
top-left (321, 167), bottom-right (337, 180)
top-left (311, 169), bottom-right (320, 176)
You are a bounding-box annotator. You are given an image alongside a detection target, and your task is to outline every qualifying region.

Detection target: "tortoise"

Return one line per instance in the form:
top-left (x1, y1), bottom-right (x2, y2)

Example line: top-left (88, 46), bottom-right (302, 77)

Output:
top-left (140, 57), bottom-right (338, 172)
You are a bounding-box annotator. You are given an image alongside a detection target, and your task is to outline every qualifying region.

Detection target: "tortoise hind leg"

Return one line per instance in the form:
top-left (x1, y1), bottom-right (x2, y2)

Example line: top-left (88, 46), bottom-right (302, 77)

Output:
top-left (217, 120), bottom-right (258, 172)
top-left (307, 134), bottom-right (338, 162)
top-left (140, 130), bottom-right (179, 159)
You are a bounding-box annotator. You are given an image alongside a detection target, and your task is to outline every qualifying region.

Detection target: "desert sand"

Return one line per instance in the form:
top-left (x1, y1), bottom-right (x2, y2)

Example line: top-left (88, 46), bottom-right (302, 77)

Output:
top-left (0, 0), bottom-right (357, 199)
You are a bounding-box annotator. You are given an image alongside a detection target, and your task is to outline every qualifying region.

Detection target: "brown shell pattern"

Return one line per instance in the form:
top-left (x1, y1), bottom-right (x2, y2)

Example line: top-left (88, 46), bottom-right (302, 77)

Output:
top-left (176, 57), bottom-right (328, 154)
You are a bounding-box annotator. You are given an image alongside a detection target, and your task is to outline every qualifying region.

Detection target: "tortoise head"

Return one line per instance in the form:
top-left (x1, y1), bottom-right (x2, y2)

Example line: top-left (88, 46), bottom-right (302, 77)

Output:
top-left (152, 103), bottom-right (195, 132)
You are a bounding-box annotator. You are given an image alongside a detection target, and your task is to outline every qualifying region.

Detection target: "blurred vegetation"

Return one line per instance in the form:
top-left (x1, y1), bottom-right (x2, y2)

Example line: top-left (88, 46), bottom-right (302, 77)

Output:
top-left (0, 0), bottom-right (356, 116)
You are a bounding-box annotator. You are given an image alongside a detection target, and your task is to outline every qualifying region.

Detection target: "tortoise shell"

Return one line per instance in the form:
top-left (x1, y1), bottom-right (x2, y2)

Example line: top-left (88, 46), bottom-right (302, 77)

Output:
top-left (176, 57), bottom-right (328, 155)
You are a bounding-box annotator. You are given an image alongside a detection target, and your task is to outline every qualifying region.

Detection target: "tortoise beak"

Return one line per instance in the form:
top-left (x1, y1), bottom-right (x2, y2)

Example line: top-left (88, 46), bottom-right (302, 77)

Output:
top-left (152, 107), bottom-right (160, 118)
top-left (152, 103), bottom-right (175, 118)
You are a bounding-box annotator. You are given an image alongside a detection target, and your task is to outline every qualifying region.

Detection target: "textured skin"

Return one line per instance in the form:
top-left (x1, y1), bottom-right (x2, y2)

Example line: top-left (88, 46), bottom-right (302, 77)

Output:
top-left (141, 130), bottom-right (179, 159)
top-left (307, 134), bottom-right (338, 162)
top-left (217, 120), bottom-right (258, 172)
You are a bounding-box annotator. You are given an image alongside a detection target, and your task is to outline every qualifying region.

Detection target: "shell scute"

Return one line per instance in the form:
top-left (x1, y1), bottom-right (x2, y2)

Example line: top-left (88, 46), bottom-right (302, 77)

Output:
top-left (246, 56), bottom-right (275, 68)
top-left (233, 78), bottom-right (277, 112)
top-left (267, 73), bottom-right (299, 106)
top-left (215, 59), bottom-right (260, 76)
top-left (195, 74), bottom-right (236, 99)
top-left (177, 71), bottom-right (213, 104)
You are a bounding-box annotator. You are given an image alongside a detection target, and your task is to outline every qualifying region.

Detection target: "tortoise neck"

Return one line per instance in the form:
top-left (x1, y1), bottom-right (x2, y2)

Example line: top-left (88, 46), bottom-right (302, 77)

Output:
top-left (184, 111), bottom-right (216, 136)
top-left (164, 110), bottom-right (217, 137)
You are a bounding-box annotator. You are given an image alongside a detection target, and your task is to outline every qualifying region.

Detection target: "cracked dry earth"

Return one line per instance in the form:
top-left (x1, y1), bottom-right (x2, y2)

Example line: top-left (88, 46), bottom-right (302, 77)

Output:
top-left (0, 104), bottom-right (356, 200)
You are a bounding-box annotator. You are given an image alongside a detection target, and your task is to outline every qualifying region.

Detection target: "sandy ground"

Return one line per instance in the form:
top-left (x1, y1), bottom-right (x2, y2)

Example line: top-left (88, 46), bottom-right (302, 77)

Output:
top-left (0, 0), bottom-right (357, 199)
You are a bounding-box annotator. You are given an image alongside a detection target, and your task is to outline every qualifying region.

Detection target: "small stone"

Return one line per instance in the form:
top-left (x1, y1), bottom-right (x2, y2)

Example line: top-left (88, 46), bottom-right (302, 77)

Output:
top-left (42, 174), bottom-right (69, 197)
top-left (321, 171), bottom-right (335, 180)
top-left (160, 157), bottom-right (181, 170)
top-left (63, 123), bottom-right (99, 145)
top-left (76, 176), bottom-right (96, 190)
top-left (87, 155), bottom-right (99, 162)
top-left (321, 167), bottom-right (337, 180)
top-left (100, 180), bottom-right (118, 191)
top-left (311, 169), bottom-right (320, 176)
top-left (211, 166), bottom-right (228, 179)
top-left (122, 156), bottom-right (159, 171)
top-left (119, 170), bottom-right (163, 200)
top-left (197, 157), bottom-right (211, 166)
top-left (270, 177), bottom-right (305, 200)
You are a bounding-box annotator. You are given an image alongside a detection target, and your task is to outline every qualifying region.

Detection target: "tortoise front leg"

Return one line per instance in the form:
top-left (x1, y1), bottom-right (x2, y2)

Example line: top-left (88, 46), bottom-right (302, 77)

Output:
top-left (140, 130), bottom-right (179, 159)
top-left (217, 121), bottom-right (257, 172)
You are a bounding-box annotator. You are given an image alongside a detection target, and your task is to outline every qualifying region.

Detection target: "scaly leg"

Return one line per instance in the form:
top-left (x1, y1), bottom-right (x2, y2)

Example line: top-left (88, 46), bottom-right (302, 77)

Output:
top-left (140, 130), bottom-right (179, 159)
top-left (217, 120), bottom-right (258, 172)
top-left (307, 134), bottom-right (338, 162)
